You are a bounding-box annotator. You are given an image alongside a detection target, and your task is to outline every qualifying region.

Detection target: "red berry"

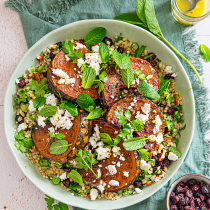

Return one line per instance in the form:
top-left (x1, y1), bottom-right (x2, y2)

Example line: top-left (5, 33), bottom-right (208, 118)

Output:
top-left (18, 79), bottom-right (26, 88)
top-left (168, 107), bottom-right (175, 115)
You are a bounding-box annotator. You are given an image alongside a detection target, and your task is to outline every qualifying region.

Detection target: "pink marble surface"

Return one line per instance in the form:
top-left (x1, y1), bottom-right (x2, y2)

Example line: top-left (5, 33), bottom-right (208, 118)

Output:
top-left (1, 0), bottom-right (210, 210)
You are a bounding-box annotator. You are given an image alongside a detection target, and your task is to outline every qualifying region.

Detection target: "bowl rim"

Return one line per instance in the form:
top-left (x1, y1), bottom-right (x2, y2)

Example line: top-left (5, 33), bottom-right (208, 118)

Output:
top-left (166, 173), bottom-right (210, 210)
top-left (4, 19), bottom-right (195, 209)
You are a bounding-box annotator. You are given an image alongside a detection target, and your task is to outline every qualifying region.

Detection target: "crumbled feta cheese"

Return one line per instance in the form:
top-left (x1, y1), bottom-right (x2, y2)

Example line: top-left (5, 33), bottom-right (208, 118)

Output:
top-left (74, 42), bottom-right (86, 50)
top-left (108, 165), bottom-right (117, 175)
top-left (89, 125), bottom-right (100, 148)
top-left (77, 58), bottom-right (85, 68)
top-left (65, 55), bottom-right (70, 61)
top-left (149, 133), bottom-right (163, 144)
top-left (165, 66), bottom-right (173, 74)
top-left (159, 149), bottom-right (167, 161)
top-left (64, 110), bottom-right (73, 119)
top-left (153, 115), bottom-right (162, 127)
top-left (116, 162), bottom-right (121, 167)
top-left (110, 95), bottom-right (115, 99)
top-left (92, 45), bottom-right (99, 53)
top-left (140, 159), bottom-right (151, 171)
top-left (141, 103), bottom-right (150, 115)
top-left (96, 147), bottom-right (111, 160)
top-left (171, 73), bottom-right (177, 77)
top-left (119, 155), bottom-right (125, 161)
top-left (44, 93), bottom-right (57, 106)
top-left (28, 100), bottom-right (36, 112)
top-left (135, 188), bottom-right (143, 194)
top-left (52, 68), bottom-right (75, 85)
top-left (109, 180), bottom-right (119, 186)
top-left (16, 79), bottom-right (20, 84)
top-left (135, 111), bottom-right (148, 124)
top-left (97, 169), bottom-right (101, 178)
top-left (90, 188), bottom-right (98, 200)
top-left (17, 123), bottom-right (28, 132)
top-left (112, 146), bottom-right (121, 154)
top-left (48, 126), bottom-right (55, 134)
top-left (37, 116), bottom-right (46, 128)
top-left (98, 184), bottom-right (105, 193)
top-left (97, 141), bottom-right (104, 147)
top-left (123, 172), bottom-right (129, 177)
top-left (146, 75), bottom-right (153, 80)
top-left (59, 172), bottom-right (67, 180)
top-left (85, 53), bottom-right (102, 75)
top-left (168, 152), bottom-right (178, 161)
top-left (153, 125), bottom-right (159, 134)
top-left (57, 107), bottom-right (65, 115)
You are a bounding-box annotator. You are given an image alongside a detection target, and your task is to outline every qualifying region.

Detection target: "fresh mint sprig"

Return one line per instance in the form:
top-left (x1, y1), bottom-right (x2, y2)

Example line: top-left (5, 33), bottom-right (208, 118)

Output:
top-left (99, 133), bottom-right (121, 150)
top-left (50, 140), bottom-right (72, 155)
top-left (99, 42), bottom-right (110, 63)
top-left (94, 71), bottom-right (108, 93)
top-left (44, 132), bottom-right (66, 150)
top-left (123, 137), bottom-right (147, 151)
top-left (82, 67), bottom-right (96, 89)
top-left (114, 0), bottom-right (202, 83)
top-left (75, 149), bottom-right (98, 178)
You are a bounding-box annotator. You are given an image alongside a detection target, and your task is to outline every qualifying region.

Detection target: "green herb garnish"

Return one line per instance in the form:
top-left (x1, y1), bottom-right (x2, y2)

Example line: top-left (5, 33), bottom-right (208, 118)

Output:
top-left (200, 44), bottom-right (210, 62)
top-left (49, 140), bottom-right (72, 155)
top-left (40, 105), bottom-right (57, 117)
top-left (82, 67), bottom-right (96, 89)
top-left (99, 42), bottom-right (109, 63)
top-left (68, 170), bottom-right (83, 184)
top-left (44, 195), bottom-right (68, 210)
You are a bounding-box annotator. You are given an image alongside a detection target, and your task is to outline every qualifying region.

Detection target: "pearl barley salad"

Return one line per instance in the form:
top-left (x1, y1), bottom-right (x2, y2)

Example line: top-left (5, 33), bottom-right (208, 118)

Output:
top-left (13, 27), bottom-right (188, 201)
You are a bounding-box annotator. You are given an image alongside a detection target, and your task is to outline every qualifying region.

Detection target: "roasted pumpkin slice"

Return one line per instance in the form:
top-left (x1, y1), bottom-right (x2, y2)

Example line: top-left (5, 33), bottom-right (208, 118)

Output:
top-left (80, 120), bottom-right (139, 192)
top-left (100, 57), bottom-right (159, 107)
top-left (48, 50), bottom-right (99, 102)
top-left (107, 96), bottom-right (164, 146)
top-left (32, 113), bottom-right (91, 163)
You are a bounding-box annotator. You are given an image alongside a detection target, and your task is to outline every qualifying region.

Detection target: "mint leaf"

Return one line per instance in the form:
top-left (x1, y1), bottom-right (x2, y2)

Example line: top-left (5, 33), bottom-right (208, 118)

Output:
top-left (22, 137), bottom-right (34, 148)
top-left (62, 40), bottom-right (73, 55)
top-left (33, 97), bottom-right (46, 108)
top-left (169, 146), bottom-right (182, 158)
top-left (99, 71), bottom-right (108, 82)
top-left (68, 170), bottom-right (83, 184)
top-left (77, 93), bottom-right (96, 110)
top-left (55, 133), bottom-right (65, 140)
top-left (29, 80), bottom-right (39, 90)
top-left (122, 68), bottom-right (135, 88)
top-left (114, 135), bottom-right (121, 146)
top-left (144, 0), bottom-right (161, 35)
top-left (123, 137), bottom-right (146, 150)
top-left (14, 129), bottom-right (25, 140)
top-left (99, 42), bottom-right (109, 63)
top-left (112, 50), bottom-right (131, 69)
top-left (158, 76), bottom-right (171, 94)
top-left (64, 101), bottom-right (78, 117)
top-left (114, 13), bottom-right (146, 28)
top-left (138, 80), bottom-right (160, 100)
top-left (49, 140), bottom-right (71, 155)
top-left (136, 0), bottom-right (146, 23)
top-left (82, 67), bottom-right (96, 89)
top-left (85, 27), bottom-right (106, 47)
top-left (99, 133), bottom-right (113, 145)
top-left (29, 113), bottom-right (37, 121)
top-left (200, 44), bottom-right (210, 62)
top-left (139, 148), bottom-right (150, 160)
top-left (86, 108), bottom-right (102, 120)
top-left (40, 105), bottom-right (57, 117)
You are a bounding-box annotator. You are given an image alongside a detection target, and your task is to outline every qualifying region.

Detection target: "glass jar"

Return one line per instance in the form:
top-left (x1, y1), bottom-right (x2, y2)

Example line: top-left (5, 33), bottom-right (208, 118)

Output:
top-left (171, 0), bottom-right (210, 25)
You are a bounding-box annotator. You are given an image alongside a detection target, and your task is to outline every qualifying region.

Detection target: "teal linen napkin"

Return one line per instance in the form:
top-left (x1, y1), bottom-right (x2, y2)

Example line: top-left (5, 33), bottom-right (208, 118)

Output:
top-left (5, 0), bottom-right (210, 209)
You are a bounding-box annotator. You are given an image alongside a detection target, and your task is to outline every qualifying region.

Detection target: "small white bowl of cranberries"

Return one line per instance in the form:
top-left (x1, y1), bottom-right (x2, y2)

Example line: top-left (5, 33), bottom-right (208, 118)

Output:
top-left (166, 173), bottom-right (210, 210)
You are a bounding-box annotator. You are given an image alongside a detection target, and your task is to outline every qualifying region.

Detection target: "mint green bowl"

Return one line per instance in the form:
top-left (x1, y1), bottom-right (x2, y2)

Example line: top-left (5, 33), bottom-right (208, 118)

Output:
top-left (4, 19), bottom-right (195, 210)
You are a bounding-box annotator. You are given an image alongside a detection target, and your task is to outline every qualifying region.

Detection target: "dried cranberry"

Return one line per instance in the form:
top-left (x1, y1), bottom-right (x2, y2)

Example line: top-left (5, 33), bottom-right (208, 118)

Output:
top-left (148, 52), bottom-right (157, 60)
top-left (188, 199), bottom-right (195, 207)
top-left (170, 192), bottom-right (176, 199)
top-left (70, 181), bottom-right (77, 186)
top-left (15, 115), bottom-right (24, 124)
top-left (172, 195), bottom-right (180, 204)
top-left (187, 179), bottom-right (198, 186)
top-left (165, 127), bottom-right (170, 134)
top-left (168, 107), bottom-right (175, 115)
top-left (159, 103), bottom-right (166, 108)
top-left (102, 36), bottom-right (113, 46)
top-left (185, 197), bottom-right (190, 205)
top-left (56, 42), bottom-right (62, 49)
top-left (180, 198), bottom-right (186, 206)
top-left (134, 180), bottom-right (142, 188)
top-left (177, 186), bottom-right (185, 193)
top-left (195, 198), bottom-right (201, 206)
top-left (192, 184), bottom-right (200, 193)
top-left (178, 194), bottom-right (185, 200)
top-left (159, 159), bottom-right (171, 167)
top-left (170, 205), bottom-right (178, 210)
top-left (201, 181), bottom-right (207, 187)
top-left (43, 72), bottom-right (47, 77)
top-left (152, 165), bottom-right (158, 172)
top-left (184, 207), bottom-right (196, 210)
top-left (18, 79), bottom-right (26, 88)
top-left (184, 185), bottom-right (190, 192)
top-left (195, 193), bottom-right (206, 202)
top-left (117, 47), bottom-right (124, 53)
top-left (50, 50), bottom-right (56, 60)
top-left (200, 202), bottom-right (207, 207)
top-left (200, 207), bottom-right (208, 210)
top-left (62, 178), bottom-right (70, 187)
top-left (178, 182), bottom-right (186, 188)
top-left (150, 60), bottom-right (157, 67)
top-left (79, 39), bottom-right (84, 44)
top-left (207, 198), bottom-right (210, 206)
top-left (164, 73), bottom-right (175, 80)
top-left (153, 155), bottom-right (159, 162)
top-left (202, 186), bottom-right (210, 194)
top-left (62, 166), bottom-right (71, 173)
top-left (186, 190), bottom-right (193, 198)
top-left (178, 206), bottom-right (185, 210)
